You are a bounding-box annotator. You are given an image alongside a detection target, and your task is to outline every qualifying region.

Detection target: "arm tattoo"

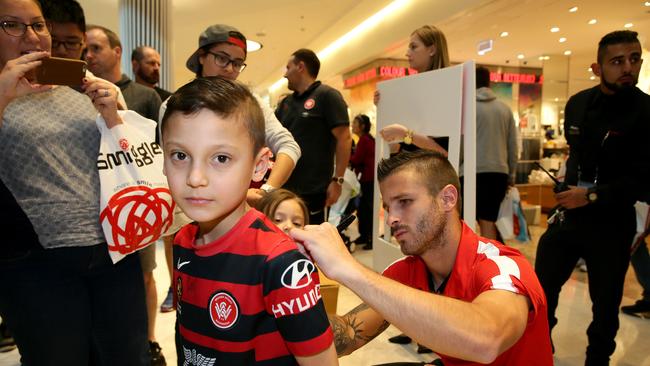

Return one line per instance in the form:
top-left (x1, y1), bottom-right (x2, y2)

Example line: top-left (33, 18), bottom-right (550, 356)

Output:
top-left (329, 303), bottom-right (390, 356)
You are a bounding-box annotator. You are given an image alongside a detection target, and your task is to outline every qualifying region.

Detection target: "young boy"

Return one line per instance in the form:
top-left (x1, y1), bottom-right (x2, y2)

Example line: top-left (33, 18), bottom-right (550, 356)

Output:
top-left (161, 77), bottom-right (337, 365)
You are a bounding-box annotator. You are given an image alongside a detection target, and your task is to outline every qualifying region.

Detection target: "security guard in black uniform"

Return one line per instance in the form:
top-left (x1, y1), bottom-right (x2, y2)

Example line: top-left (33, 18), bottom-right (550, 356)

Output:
top-left (534, 30), bottom-right (650, 366)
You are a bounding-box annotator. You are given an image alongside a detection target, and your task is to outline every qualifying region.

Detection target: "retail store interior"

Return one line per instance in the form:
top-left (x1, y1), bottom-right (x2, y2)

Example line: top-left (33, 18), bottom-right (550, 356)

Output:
top-left (1, 0), bottom-right (649, 365)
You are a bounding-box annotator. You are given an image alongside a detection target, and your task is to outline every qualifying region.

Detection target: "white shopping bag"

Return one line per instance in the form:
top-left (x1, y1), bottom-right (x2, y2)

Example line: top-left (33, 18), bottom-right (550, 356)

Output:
top-left (495, 187), bottom-right (530, 243)
top-left (97, 110), bottom-right (189, 263)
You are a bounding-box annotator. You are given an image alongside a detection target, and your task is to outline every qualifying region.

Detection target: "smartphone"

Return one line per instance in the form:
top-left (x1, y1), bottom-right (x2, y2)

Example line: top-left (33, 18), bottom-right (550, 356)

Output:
top-left (32, 57), bottom-right (87, 86)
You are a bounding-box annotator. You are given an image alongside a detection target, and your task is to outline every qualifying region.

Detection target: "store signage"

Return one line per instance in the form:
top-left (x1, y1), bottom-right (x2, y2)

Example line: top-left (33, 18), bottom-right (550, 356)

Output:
top-left (344, 66), bottom-right (418, 88)
top-left (490, 72), bottom-right (542, 84)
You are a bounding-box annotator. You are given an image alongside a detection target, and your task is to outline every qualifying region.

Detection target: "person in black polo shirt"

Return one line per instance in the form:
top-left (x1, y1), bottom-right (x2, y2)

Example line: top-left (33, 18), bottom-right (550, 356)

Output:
top-left (534, 30), bottom-right (650, 365)
top-left (275, 49), bottom-right (352, 225)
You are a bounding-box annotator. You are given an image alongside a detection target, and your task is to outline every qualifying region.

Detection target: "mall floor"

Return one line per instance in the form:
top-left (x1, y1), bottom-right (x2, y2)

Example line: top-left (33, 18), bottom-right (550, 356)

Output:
top-left (1, 223), bottom-right (648, 366)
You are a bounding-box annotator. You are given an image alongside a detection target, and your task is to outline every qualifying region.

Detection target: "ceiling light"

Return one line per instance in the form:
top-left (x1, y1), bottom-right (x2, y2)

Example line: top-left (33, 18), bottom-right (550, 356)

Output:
top-left (588, 19), bottom-right (597, 25)
top-left (559, 37), bottom-right (567, 43)
top-left (569, 6), bottom-right (578, 12)
top-left (246, 40), bottom-right (263, 52)
top-left (564, 50), bottom-right (572, 55)
top-left (550, 27), bottom-right (560, 33)
top-left (624, 23), bottom-right (634, 28)
top-left (590, 76), bottom-right (596, 80)
top-left (588, 67), bottom-right (592, 72)
top-left (645, 1), bottom-right (650, 6)
top-left (545, 56), bottom-right (550, 60)
top-left (517, 54), bottom-right (525, 59)
top-left (500, 31), bottom-right (509, 37)
top-left (478, 51), bottom-right (486, 56)
top-left (554, 98), bottom-right (559, 102)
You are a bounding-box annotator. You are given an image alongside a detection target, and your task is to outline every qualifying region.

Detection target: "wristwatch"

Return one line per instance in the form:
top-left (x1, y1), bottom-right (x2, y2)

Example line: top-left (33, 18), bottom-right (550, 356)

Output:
top-left (403, 129), bottom-right (414, 145)
top-left (260, 183), bottom-right (275, 193)
top-left (332, 176), bottom-right (344, 185)
top-left (586, 187), bottom-right (598, 204)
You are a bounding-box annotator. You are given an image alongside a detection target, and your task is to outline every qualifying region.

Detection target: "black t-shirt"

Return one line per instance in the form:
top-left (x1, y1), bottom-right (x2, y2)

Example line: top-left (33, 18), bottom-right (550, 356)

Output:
top-left (275, 82), bottom-right (349, 195)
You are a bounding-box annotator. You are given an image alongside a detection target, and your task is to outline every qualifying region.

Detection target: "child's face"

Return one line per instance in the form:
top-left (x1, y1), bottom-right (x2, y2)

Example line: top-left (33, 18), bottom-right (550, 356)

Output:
top-left (163, 109), bottom-right (269, 237)
top-left (273, 199), bottom-right (306, 234)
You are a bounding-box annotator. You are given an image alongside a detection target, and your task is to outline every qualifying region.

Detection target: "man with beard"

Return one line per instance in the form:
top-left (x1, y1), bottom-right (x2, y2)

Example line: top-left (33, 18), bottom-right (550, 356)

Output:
top-left (132, 46), bottom-right (172, 101)
top-left (534, 30), bottom-right (650, 366)
top-left (291, 150), bottom-right (553, 365)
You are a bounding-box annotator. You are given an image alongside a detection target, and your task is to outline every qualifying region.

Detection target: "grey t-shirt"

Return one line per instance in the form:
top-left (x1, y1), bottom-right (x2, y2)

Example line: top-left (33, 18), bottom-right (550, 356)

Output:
top-left (0, 87), bottom-right (105, 248)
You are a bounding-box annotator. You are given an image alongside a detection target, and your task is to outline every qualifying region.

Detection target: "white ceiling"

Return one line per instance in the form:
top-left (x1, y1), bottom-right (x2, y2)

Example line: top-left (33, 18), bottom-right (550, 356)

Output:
top-left (79, 0), bottom-right (649, 95)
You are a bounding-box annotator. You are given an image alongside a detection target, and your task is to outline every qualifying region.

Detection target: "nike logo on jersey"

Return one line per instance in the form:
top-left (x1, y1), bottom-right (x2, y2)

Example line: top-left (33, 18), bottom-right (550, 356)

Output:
top-left (177, 258), bottom-right (190, 269)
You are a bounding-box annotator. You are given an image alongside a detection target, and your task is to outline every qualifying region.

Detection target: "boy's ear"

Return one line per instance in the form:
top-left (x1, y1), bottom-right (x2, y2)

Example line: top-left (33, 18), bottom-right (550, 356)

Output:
top-left (251, 147), bottom-right (272, 182)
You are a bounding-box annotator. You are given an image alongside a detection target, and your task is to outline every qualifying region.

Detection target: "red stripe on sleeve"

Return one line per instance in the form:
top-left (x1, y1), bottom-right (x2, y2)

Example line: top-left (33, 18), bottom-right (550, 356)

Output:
top-left (285, 327), bottom-right (334, 357)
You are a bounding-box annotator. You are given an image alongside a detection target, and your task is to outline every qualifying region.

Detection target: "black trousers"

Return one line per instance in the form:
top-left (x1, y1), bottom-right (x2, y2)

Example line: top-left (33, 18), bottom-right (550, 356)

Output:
top-left (300, 192), bottom-right (327, 225)
top-left (0, 244), bottom-right (148, 366)
top-left (357, 181), bottom-right (375, 241)
top-left (535, 205), bottom-right (635, 365)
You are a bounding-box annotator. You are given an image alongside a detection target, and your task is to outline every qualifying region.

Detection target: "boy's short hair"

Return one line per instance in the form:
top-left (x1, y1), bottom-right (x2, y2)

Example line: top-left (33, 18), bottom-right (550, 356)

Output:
top-left (378, 149), bottom-right (461, 211)
top-left (256, 188), bottom-right (309, 226)
top-left (597, 30), bottom-right (639, 63)
top-left (41, 0), bottom-right (86, 32)
top-left (161, 77), bottom-right (265, 154)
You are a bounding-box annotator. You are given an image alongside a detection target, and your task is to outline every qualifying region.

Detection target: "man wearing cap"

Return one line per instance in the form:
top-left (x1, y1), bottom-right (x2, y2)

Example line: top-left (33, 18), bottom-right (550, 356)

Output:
top-left (275, 49), bottom-right (352, 225)
top-left (162, 24), bottom-right (300, 202)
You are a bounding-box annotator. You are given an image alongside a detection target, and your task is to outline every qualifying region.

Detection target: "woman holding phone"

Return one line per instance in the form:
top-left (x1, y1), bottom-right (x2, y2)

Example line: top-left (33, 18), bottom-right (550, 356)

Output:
top-left (0, 0), bottom-right (148, 365)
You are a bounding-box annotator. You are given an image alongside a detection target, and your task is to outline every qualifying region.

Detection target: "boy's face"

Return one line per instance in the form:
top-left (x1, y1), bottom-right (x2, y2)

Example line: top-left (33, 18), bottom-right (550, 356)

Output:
top-left (163, 109), bottom-right (269, 237)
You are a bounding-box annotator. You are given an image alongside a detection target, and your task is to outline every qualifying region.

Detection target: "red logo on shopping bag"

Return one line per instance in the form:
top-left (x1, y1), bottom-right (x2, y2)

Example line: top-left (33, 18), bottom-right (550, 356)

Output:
top-left (101, 185), bottom-right (175, 254)
top-left (119, 138), bottom-right (130, 151)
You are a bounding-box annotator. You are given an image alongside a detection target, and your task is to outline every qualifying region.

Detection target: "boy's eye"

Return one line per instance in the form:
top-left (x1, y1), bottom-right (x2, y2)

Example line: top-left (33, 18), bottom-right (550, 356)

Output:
top-left (213, 154), bottom-right (230, 164)
top-left (170, 151), bottom-right (187, 161)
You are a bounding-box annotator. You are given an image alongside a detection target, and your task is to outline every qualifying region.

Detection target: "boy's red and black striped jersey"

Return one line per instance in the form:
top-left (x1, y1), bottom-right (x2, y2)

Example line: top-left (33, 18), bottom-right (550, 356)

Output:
top-left (173, 209), bottom-right (333, 365)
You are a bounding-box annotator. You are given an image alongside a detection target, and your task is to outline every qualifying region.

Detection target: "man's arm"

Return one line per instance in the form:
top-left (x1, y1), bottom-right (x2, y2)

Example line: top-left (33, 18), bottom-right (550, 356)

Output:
top-left (326, 125), bottom-right (352, 206)
top-left (328, 303), bottom-right (390, 356)
top-left (291, 223), bottom-right (531, 364)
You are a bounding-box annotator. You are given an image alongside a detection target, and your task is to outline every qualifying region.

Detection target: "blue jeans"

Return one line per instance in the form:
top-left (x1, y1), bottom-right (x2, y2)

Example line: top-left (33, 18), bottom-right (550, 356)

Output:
top-left (0, 244), bottom-right (148, 366)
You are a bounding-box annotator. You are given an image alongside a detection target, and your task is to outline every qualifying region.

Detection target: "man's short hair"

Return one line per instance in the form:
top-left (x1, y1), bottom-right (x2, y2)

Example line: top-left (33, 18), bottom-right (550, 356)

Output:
top-left (131, 46), bottom-right (152, 62)
top-left (378, 150), bottom-right (461, 211)
top-left (86, 24), bottom-right (121, 49)
top-left (161, 77), bottom-right (265, 154)
top-left (476, 66), bottom-right (491, 89)
top-left (40, 0), bottom-right (86, 32)
top-left (597, 30), bottom-right (639, 63)
top-left (292, 49), bottom-right (320, 78)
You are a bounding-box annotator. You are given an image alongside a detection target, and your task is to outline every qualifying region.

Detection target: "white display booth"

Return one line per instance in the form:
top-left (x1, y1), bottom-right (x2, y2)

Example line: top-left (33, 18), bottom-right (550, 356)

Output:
top-left (373, 61), bottom-right (476, 272)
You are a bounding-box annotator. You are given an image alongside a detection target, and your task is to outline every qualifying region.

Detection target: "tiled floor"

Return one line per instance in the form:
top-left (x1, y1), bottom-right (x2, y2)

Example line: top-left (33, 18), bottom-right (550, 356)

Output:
top-left (1, 223), bottom-right (649, 365)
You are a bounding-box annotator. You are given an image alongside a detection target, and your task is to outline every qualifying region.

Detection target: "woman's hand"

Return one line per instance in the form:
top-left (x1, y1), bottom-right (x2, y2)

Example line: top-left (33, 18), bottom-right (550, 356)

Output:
top-left (82, 77), bottom-right (123, 128)
top-left (0, 52), bottom-right (52, 109)
top-left (380, 123), bottom-right (408, 143)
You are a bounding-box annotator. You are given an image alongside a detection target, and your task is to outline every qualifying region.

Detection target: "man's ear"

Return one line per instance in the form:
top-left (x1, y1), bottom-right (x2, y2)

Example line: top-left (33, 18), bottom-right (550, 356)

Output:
top-left (131, 60), bottom-right (139, 73)
top-left (252, 147), bottom-right (272, 182)
top-left (114, 46), bottom-right (122, 59)
top-left (591, 62), bottom-right (601, 77)
top-left (439, 184), bottom-right (458, 212)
